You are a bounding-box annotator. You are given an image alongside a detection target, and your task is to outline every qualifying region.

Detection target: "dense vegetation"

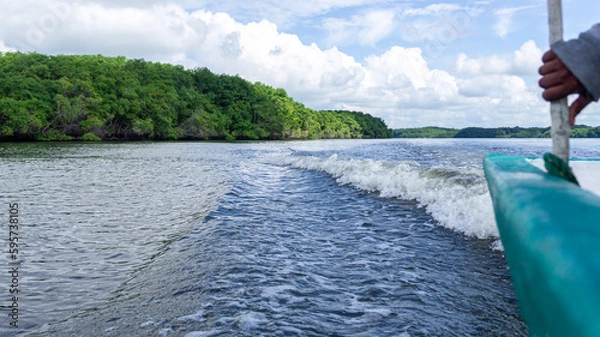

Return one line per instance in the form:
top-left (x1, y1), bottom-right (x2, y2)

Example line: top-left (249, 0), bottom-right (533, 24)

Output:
top-left (394, 126), bottom-right (600, 138)
top-left (0, 52), bottom-right (391, 141)
top-left (454, 127), bottom-right (550, 138)
top-left (393, 127), bottom-right (459, 138)
top-left (570, 126), bottom-right (600, 138)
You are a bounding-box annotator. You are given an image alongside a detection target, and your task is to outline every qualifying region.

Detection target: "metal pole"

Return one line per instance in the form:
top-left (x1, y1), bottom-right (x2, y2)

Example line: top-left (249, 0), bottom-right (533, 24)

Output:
top-left (547, 0), bottom-right (571, 163)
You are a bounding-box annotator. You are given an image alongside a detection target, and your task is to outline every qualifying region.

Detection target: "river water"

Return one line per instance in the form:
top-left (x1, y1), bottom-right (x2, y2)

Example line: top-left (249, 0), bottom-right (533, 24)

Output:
top-left (1, 139), bottom-right (599, 336)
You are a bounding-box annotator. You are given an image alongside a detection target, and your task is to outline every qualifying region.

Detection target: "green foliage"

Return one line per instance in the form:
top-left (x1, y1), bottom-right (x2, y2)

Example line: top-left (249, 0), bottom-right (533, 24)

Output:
top-left (35, 130), bottom-right (73, 141)
top-left (82, 132), bottom-right (102, 141)
top-left (393, 126), bottom-right (600, 138)
top-left (393, 127), bottom-right (459, 138)
top-left (0, 52), bottom-right (391, 141)
top-left (322, 110), bottom-right (391, 139)
top-left (454, 127), bottom-right (553, 138)
top-left (454, 127), bottom-right (507, 138)
top-left (571, 125), bottom-right (600, 138)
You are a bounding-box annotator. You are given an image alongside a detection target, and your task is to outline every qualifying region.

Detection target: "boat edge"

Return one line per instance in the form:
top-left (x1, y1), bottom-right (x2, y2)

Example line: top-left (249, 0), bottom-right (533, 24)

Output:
top-left (484, 154), bottom-right (600, 337)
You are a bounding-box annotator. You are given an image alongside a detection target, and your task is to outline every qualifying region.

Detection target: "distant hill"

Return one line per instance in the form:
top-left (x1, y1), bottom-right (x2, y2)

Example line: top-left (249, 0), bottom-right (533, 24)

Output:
top-left (0, 52), bottom-right (391, 141)
top-left (393, 126), bottom-right (600, 138)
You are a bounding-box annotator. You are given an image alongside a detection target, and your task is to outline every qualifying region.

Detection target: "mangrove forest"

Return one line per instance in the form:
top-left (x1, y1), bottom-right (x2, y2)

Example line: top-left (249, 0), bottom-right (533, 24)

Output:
top-left (0, 52), bottom-right (391, 141)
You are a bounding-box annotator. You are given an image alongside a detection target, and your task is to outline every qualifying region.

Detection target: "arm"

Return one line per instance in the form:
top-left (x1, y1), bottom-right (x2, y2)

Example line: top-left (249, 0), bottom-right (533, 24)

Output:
top-left (539, 24), bottom-right (600, 125)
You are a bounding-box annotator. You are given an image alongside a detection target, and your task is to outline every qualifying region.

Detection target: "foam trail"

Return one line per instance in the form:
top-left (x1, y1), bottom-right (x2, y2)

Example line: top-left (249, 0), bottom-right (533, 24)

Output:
top-left (283, 155), bottom-right (498, 240)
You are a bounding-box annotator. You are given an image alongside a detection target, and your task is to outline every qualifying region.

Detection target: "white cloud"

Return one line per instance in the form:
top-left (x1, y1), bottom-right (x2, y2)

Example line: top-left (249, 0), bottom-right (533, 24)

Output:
top-left (451, 40), bottom-right (549, 127)
top-left (455, 40), bottom-right (543, 76)
top-left (0, 2), bottom-right (209, 58)
top-left (402, 4), bottom-right (465, 17)
top-left (320, 3), bottom-right (486, 50)
top-left (0, 40), bottom-right (15, 52)
top-left (323, 9), bottom-right (396, 47)
top-left (186, 11), bottom-right (366, 102)
top-left (458, 75), bottom-right (538, 105)
top-left (191, 0), bottom-right (393, 29)
top-left (512, 40), bottom-right (545, 74)
top-left (493, 6), bottom-right (535, 38)
top-left (395, 3), bottom-right (483, 49)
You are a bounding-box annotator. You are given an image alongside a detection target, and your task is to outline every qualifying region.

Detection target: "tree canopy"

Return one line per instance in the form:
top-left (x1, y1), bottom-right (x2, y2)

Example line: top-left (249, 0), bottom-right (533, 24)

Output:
top-left (0, 52), bottom-right (391, 141)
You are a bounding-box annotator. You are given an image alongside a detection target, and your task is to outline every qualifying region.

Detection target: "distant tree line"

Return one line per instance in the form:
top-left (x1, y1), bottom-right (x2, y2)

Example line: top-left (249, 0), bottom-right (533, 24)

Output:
top-left (0, 52), bottom-right (391, 141)
top-left (393, 126), bottom-right (600, 138)
top-left (454, 127), bottom-right (550, 138)
top-left (393, 127), bottom-right (459, 138)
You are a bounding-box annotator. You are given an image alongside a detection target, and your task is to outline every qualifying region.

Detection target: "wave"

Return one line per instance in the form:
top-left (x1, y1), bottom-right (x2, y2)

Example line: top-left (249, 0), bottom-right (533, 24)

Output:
top-left (282, 154), bottom-right (498, 240)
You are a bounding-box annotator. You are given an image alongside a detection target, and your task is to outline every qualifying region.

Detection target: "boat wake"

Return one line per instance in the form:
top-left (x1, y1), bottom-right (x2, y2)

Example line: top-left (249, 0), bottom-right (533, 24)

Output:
top-left (282, 154), bottom-right (499, 241)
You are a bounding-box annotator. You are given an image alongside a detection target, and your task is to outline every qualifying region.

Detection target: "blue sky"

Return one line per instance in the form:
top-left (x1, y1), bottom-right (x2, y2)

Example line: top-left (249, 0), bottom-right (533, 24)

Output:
top-left (0, 0), bottom-right (598, 128)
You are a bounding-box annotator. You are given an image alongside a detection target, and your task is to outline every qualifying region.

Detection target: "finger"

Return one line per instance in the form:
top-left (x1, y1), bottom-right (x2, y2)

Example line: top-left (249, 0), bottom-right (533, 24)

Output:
top-left (539, 52), bottom-right (567, 75)
top-left (542, 84), bottom-right (577, 101)
top-left (542, 50), bottom-right (557, 63)
top-left (539, 71), bottom-right (562, 89)
top-left (540, 73), bottom-right (585, 100)
top-left (569, 94), bottom-right (593, 126)
top-left (539, 57), bottom-right (565, 75)
top-left (539, 67), bottom-right (573, 89)
top-left (543, 86), bottom-right (565, 101)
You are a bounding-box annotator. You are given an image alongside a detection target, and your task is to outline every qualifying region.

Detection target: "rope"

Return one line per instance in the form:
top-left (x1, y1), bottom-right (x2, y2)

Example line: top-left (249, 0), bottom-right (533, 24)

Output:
top-left (543, 152), bottom-right (580, 186)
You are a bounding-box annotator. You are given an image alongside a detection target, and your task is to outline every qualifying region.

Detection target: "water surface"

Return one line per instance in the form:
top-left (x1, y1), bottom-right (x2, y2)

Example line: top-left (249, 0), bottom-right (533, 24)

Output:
top-left (2, 139), bottom-right (598, 336)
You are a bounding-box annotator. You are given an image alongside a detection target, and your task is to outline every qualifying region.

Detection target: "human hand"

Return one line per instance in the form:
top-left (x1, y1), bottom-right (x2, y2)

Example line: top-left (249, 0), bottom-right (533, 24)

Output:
top-left (538, 50), bottom-right (593, 126)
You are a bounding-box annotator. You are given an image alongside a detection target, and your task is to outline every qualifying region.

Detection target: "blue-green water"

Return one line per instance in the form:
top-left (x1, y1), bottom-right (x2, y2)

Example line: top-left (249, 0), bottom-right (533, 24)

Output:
top-left (1, 139), bottom-right (599, 336)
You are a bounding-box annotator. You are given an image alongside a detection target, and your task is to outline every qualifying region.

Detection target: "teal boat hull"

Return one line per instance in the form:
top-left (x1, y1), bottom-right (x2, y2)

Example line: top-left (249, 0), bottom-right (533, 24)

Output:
top-left (484, 154), bottom-right (600, 337)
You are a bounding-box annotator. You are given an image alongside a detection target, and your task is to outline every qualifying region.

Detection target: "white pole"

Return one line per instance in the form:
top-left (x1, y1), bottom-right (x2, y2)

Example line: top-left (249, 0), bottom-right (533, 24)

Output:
top-left (547, 0), bottom-right (571, 163)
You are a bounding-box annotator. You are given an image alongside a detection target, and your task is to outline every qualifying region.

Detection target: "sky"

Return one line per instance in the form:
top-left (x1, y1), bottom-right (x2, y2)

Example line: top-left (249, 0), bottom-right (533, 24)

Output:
top-left (0, 0), bottom-right (598, 128)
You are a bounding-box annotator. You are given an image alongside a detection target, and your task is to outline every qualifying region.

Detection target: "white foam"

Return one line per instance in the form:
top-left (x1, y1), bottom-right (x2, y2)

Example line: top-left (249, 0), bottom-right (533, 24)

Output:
top-left (159, 328), bottom-right (175, 336)
top-left (366, 308), bottom-right (393, 317)
top-left (283, 155), bottom-right (498, 239)
top-left (261, 285), bottom-right (296, 299)
top-left (184, 331), bottom-right (221, 337)
top-left (104, 326), bottom-right (118, 333)
top-left (235, 312), bottom-right (268, 330)
top-left (140, 320), bottom-right (157, 327)
top-left (177, 310), bottom-right (205, 322)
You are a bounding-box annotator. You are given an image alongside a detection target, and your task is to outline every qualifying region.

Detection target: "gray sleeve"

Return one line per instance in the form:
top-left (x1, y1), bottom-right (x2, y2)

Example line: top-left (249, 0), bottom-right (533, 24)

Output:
top-left (552, 24), bottom-right (600, 101)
